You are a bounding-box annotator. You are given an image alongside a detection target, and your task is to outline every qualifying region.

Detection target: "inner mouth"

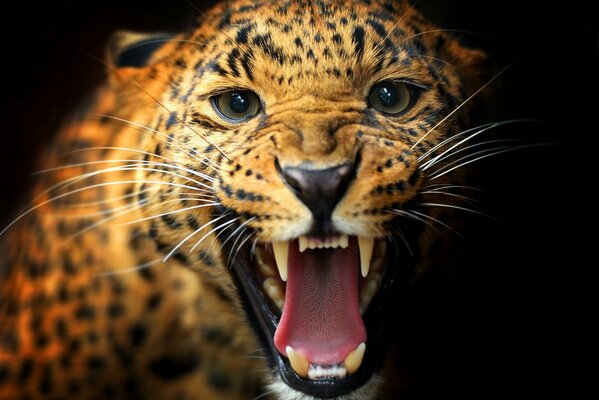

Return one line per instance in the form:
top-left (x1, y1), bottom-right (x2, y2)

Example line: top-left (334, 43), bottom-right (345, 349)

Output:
top-left (224, 229), bottom-right (402, 399)
top-left (255, 236), bottom-right (389, 380)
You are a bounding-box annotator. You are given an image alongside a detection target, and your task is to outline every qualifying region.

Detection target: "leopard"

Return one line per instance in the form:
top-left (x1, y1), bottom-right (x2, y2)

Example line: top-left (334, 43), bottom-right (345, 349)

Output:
top-left (0, 0), bottom-right (489, 399)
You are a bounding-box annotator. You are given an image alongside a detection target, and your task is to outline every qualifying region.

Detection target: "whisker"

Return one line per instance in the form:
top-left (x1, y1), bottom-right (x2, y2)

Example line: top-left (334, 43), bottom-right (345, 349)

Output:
top-left (230, 232), bottom-right (255, 269)
top-left (428, 144), bottom-right (547, 181)
top-left (411, 62), bottom-right (516, 151)
top-left (389, 208), bottom-right (443, 236)
top-left (36, 156), bottom-right (215, 184)
top-left (407, 209), bottom-right (463, 237)
top-left (163, 214), bottom-right (229, 262)
top-left (419, 118), bottom-right (538, 168)
top-left (121, 202), bottom-right (220, 226)
top-left (380, 0), bottom-right (423, 43)
top-left (421, 184), bottom-right (486, 193)
top-left (224, 218), bottom-right (257, 266)
top-left (66, 201), bottom-right (149, 240)
top-left (413, 54), bottom-right (462, 71)
top-left (417, 202), bottom-right (499, 221)
top-left (402, 29), bottom-right (494, 44)
top-left (56, 188), bottom-right (149, 209)
top-left (393, 227), bottom-right (414, 257)
top-left (34, 162), bottom-right (214, 209)
top-left (0, 180), bottom-right (207, 236)
top-left (189, 217), bottom-right (240, 253)
top-left (421, 138), bottom-right (522, 171)
top-left (50, 199), bottom-right (148, 219)
top-left (221, 217), bottom-right (257, 250)
top-left (418, 122), bottom-right (497, 162)
top-left (421, 190), bottom-right (483, 206)
top-left (98, 114), bottom-right (222, 172)
top-left (134, 195), bottom-right (217, 218)
top-left (97, 258), bottom-right (162, 276)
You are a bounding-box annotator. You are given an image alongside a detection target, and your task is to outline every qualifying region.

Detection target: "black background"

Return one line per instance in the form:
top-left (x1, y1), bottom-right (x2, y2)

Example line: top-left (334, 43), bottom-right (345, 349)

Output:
top-left (2, 1), bottom-right (597, 398)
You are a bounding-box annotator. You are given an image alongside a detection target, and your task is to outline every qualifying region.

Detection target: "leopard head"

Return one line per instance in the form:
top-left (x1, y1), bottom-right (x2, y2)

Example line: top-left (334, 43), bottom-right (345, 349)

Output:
top-left (110, 0), bottom-right (486, 397)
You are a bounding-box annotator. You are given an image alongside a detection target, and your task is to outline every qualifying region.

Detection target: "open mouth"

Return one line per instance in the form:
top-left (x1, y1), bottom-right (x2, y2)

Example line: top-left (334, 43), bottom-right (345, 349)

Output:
top-left (230, 233), bottom-right (405, 398)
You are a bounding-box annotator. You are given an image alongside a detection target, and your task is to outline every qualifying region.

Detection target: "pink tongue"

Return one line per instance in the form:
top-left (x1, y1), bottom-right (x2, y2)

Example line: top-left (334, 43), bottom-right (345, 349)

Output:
top-left (274, 237), bottom-right (366, 365)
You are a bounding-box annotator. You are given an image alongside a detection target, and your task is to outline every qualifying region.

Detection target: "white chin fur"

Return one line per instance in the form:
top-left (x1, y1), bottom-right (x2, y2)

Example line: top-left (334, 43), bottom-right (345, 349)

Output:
top-left (266, 372), bottom-right (383, 400)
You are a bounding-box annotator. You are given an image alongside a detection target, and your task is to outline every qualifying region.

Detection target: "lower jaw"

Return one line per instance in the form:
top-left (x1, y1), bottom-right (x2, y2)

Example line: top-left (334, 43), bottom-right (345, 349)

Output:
top-left (228, 237), bottom-right (412, 398)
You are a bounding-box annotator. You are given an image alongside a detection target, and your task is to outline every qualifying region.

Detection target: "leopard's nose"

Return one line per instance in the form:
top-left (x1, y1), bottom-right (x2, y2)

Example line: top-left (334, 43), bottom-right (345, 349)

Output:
top-left (281, 163), bottom-right (354, 234)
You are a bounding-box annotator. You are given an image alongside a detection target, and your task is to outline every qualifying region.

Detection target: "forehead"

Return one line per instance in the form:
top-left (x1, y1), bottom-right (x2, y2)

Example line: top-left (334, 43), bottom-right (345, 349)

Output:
top-left (190, 0), bottom-right (437, 97)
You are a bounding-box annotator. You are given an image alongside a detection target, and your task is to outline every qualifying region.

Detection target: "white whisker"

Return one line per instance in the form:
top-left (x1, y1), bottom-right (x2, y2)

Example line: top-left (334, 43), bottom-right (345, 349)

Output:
top-left (67, 201), bottom-right (148, 240)
top-left (408, 209), bottom-right (462, 237)
top-left (121, 202), bottom-right (220, 226)
top-left (163, 214), bottom-right (229, 262)
top-left (421, 190), bottom-right (483, 205)
top-left (98, 114), bottom-right (222, 172)
top-left (417, 202), bottom-right (499, 221)
top-left (389, 208), bottom-right (443, 236)
top-left (418, 122), bottom-right (496, 162)
top-left (189, 217), bottom-right (240, 253)
top-left (1, 180), bottom-right (207, 236)
top-left (97, 258), bottom-right (162, 276)
top-left (421, 138), bottom-right (521, 171)
top-left (411, 62), bottom-right (516, 151)
top-left (230, 232), bottom-right (255, 269)
top-left (428, 144), bottom-right (545, 181)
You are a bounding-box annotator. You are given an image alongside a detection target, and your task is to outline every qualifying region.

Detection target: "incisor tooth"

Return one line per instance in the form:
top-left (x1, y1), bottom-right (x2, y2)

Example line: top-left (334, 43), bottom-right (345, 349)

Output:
top-left (298, 236), bottom-right (308, 252)
top-left (344, 343), bottom-right (366, 374)
top-left (272, 241), bottom-right (289, 281)
top-left (339, 234), bottom-right (349, 248)
top-left (286, 346), bottom-right (309, 378)
top-left (358, 237), bottom-right (374, 277)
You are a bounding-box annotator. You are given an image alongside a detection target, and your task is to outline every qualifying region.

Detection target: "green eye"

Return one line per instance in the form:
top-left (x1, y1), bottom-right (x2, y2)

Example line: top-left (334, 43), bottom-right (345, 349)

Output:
top-left (368, 81), bottom-right (414, 115)
top-left (212, 90), bottom-right (261, 122)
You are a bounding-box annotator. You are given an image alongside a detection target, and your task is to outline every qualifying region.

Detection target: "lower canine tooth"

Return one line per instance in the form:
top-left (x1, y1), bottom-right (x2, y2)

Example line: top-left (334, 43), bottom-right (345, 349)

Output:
top-left (344, 343), bottom-right (366, 374)
top-left (272, 241), bottom-right (289, 281)
top-left (286, 346), bottom-right (310, 378)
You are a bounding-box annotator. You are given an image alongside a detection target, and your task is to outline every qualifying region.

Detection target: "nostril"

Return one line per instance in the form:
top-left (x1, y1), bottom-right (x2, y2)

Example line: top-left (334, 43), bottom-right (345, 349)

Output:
top-left (280, 163), bottom-right (355, 233)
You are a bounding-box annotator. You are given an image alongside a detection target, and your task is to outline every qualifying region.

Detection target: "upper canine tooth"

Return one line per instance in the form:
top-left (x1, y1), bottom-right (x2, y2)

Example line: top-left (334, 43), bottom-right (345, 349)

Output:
top-left (286, 346), bottom-right (310, 378)
top-left (298, 236), bottom-right (308, 252)
top-left (272, 241), bottom-right (289, 281)
top-left (344, 343), bottom-right (366, 374)
top-left (358, 237), bottom-right (374, 278)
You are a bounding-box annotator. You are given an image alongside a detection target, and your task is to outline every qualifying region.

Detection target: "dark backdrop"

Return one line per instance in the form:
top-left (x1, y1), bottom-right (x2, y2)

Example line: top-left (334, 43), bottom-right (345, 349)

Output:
top-left (2, 1), bottom-right (597, 398)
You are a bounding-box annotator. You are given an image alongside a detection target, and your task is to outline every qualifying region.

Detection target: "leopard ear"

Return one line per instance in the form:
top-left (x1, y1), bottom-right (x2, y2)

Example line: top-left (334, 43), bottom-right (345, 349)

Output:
top-left (443, 39), bottom-right (490, 93)
top-left (106, 30), bottom-right (173, 71)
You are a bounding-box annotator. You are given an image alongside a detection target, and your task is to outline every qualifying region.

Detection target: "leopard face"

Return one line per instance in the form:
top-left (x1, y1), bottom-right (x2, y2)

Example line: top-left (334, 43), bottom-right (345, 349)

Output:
top-left (126, 1), bottom-right (486, 397)
top-left (1, 0), bottom-right (487, 399)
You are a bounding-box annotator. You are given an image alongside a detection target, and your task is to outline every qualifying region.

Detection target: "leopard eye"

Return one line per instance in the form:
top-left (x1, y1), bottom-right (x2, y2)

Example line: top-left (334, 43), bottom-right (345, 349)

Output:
top-left (211, 90), bottom-right (261, 122)
top-left (368, 81), bottom-right (415, 115)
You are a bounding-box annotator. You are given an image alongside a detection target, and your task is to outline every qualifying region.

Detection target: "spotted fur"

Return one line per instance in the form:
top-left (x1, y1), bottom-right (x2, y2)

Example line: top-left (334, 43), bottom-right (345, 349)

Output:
top-left (0, 1), bottom-right (487, 399)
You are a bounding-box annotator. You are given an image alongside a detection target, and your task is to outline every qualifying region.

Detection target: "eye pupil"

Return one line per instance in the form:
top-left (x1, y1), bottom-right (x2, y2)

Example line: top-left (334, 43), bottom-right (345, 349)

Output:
top-left (378, 85), bottom-right (399, 108)
top-left (229, 92), bottom-right (249, 114)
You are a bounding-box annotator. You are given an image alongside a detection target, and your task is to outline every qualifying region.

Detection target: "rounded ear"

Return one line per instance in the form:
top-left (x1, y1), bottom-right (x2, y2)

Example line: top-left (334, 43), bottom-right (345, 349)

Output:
top-left (443, 39), bottom-right (490, 93)
top-left (107, 31), bottom-right (173, 68)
